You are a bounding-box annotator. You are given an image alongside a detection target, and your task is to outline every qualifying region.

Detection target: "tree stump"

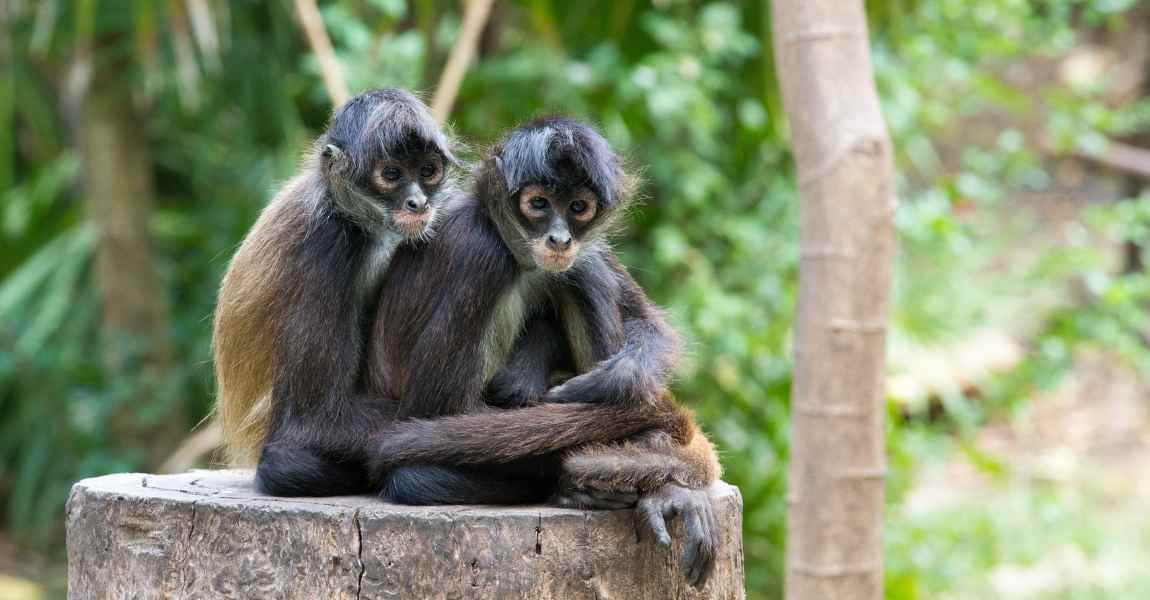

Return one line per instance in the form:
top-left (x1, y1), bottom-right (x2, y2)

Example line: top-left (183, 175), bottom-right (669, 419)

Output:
top-left (66, 471), bottom-right (744, 599)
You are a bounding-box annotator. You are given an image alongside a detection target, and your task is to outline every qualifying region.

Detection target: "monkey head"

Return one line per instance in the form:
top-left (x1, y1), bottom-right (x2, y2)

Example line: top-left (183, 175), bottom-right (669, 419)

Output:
top-left (319, 88), bottom-right (457, 238)
top-left (480, 117), bottom-right (636, 272)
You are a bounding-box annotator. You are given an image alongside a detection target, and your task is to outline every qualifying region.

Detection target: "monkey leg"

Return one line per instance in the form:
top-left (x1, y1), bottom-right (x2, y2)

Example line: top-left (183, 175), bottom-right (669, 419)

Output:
top-left (559, 427), bottom-right (721, 498)
top-left (256, 442), bottom-right (369, 497)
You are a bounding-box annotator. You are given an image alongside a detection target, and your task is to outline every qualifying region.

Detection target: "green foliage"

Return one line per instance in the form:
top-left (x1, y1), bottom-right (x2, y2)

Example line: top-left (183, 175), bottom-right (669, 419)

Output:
top-left (885, 426), bottom-right (1150, 599)
top-left (2, 1), bottom-right (1149, 599)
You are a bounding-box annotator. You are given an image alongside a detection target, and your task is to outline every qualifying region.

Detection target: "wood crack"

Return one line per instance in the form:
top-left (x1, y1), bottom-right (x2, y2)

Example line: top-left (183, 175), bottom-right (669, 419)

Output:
top-left (353, 508), bottom-right (365, 600)
top-left (187, 500), bottom-right (199, 543)
top-left (535, 512), bottom-right (543, 555)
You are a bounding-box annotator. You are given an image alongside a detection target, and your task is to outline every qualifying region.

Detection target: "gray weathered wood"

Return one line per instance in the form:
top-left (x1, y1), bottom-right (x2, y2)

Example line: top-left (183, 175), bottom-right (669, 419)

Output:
top-left (67, 470), bottom-right (744, 599)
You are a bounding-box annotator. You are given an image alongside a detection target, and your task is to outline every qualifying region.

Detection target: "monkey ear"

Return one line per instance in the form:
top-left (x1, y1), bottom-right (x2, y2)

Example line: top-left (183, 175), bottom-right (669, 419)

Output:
top-left (479, 155), bottom-right (511, 200)
top-left (320, 143), bottom-right (348, 175)
top-left (494, 155), bottom-right (514, 192)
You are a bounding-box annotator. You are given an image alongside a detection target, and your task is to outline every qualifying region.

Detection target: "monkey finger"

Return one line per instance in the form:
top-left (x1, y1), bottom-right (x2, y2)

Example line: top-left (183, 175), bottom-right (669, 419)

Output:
top-left (682, 536), bottom-right (716, 588)
top-left (693, 509), bottom-right (719, 586)
top-left (685, 541), bottom-right (716, 589)
top-left (681, 503), bottom-right (717, 587)
top-left (680, 509), bottom-right (706, 570)
top-left (637, 502), bottom-right (672, 547)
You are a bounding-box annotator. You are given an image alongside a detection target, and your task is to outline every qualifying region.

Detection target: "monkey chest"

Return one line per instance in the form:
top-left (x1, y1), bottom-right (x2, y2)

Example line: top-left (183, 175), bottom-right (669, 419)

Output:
top-left (479, 274), bottom-right (550, 383)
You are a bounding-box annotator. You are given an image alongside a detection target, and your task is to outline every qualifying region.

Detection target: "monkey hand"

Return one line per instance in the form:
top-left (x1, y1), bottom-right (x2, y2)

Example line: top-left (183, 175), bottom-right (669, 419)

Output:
top-left (635, 483), bottom-right (717, 588)
top-left (543, 357), bottom-right (667, 407)
top-left (541, 367), bottom-right (631, 405)
top-left (483, 371), bottom-right (546, 408)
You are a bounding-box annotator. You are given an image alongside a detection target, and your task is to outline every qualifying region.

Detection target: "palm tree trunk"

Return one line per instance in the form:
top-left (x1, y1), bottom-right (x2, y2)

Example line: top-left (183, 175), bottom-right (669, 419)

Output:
top-left (772, 1), bottom-right (896, 599)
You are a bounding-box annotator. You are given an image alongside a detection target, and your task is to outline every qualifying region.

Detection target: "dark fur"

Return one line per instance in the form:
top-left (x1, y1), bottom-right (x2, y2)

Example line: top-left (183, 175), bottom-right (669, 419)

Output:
top-left (214, 88), bottom-right (454, 495)
top-left (359, 118), bottom-right (721, 586)
top-left (255, 205), bottom-right (373, 496)
top-left (327, 88), bottom-right (456, 176)
top-left (362, 196), bottom-right (692, 473)
top-left (239, 115), bottom-right (720, 586)
top-left (494, 117), bottom-right (624, 208)
top-left (366, 203), bottom-right (518, 419)
top-left (363, 118), bottom-right (689, 480)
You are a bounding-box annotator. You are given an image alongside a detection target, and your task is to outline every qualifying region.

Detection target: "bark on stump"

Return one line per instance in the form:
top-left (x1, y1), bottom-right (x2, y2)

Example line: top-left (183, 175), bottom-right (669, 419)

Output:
top-left (66, 470), bottom-right (744, 599)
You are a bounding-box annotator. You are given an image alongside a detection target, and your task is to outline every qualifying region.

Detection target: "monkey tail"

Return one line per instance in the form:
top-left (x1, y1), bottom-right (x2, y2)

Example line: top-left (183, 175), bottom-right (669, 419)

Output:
top-left (367, 398), bottom-right (691, 476)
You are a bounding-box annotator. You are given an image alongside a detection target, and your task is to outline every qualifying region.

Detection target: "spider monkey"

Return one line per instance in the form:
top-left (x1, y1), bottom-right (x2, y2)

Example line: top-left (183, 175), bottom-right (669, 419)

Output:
top-left (214, 102), bottom-right (720, 584)
top-left (212, 88), bottom-right (458, 495)
top-left (362, 118), bottom-right (722, 586)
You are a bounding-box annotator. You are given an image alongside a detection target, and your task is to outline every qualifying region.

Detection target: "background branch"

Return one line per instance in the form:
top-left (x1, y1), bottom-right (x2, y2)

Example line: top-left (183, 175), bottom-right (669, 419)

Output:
top-left (294, 0), bottom-right (349, 107)
top-left (1077, 138), bottom-right (1150, 180)
top-left (430, 0), bottom-right (494, 124)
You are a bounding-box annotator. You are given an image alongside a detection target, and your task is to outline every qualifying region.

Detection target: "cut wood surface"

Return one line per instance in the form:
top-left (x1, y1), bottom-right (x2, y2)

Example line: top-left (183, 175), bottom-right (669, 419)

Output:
top-left (66, 470), bottom-right (745, 599)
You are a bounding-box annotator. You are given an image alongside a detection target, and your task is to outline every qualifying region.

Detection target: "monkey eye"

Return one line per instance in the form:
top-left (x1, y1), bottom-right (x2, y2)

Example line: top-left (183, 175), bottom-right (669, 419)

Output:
top-left (518, 186), bottom-right (552, 217)
top-left (569, 191), bottom-right (597, 221)
top-left (420, 162), bottom-right (438, 179)
top-left (382, 166), bottom-right (403, 182)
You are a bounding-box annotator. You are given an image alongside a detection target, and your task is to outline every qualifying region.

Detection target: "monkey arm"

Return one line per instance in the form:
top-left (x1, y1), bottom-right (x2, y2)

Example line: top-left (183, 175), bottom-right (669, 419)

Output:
top-left (483, 314), bottom-right (572, 408)
top-left (254, 212), bottom-right (383, 496)
top-left (544, 254), bottom-right (681, 406)
top-left (539, 254), bottom-right (718, 586)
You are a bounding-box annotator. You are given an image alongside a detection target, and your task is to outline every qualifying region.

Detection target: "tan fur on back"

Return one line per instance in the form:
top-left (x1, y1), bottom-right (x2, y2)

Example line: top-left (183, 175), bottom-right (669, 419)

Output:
top-left (213, 174), bottom-right (318, 465)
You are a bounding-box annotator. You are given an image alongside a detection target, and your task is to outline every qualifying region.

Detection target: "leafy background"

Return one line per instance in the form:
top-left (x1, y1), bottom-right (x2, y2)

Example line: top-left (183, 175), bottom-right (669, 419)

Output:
top-left (2, 1), bottom-right (1150, 598)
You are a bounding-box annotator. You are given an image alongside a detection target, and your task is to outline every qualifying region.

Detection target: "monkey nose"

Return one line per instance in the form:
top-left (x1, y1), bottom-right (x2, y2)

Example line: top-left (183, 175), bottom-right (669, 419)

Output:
top-left (404, 197), bottom-right (428, 214)
top-left (547, 234), bottom-right (572, 251)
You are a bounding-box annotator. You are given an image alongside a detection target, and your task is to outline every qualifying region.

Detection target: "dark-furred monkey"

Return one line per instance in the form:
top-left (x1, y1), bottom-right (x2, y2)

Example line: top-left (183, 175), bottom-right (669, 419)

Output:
top-left (364, 118), bottom-right (722, 585)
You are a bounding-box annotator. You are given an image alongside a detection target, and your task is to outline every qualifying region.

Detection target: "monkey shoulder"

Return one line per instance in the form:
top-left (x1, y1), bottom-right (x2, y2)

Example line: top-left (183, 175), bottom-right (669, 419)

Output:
top-left (435, 195), bottom-right (518, 273)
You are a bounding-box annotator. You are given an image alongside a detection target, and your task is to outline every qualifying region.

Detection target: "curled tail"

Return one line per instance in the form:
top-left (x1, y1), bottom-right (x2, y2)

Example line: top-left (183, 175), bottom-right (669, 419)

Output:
top-left (368, 399), bottom-right (691, 476)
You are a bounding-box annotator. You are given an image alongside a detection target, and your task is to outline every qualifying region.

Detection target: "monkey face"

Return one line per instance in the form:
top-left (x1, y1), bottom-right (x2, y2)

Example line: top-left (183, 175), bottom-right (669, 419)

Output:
top-left (369, 150), bottom-right (446, 238)
top-left (516, 184), bottom-right (599, 272)
top-left (321, 88), bottom-right (456, 237)
top-left (485, 116), bottom-right (632, 271)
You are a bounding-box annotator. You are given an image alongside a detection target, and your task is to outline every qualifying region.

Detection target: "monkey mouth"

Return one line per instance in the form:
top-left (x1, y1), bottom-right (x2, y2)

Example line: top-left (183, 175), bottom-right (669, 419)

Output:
top-left (534, 249), bottom-right (577, 272)
top-left (391, 209), bottom-right (436, 238)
